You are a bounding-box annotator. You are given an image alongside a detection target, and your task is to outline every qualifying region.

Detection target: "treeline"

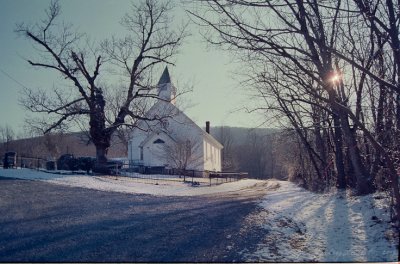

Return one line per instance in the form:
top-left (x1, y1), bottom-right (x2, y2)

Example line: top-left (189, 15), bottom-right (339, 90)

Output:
top-left (212, 127), bottom-right (292, 180)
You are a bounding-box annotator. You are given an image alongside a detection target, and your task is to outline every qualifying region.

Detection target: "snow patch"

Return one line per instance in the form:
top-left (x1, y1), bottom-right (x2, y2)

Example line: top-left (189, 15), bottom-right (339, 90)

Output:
top-left (0, 168), bottom-right (263, 196)
top-left (243, 180), bottom-right (398, 262)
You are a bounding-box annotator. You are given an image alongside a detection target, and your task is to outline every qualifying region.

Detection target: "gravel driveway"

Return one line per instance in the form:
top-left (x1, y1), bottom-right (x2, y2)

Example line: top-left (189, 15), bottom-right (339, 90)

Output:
top-left (0, 177), bottom-right (269, 262)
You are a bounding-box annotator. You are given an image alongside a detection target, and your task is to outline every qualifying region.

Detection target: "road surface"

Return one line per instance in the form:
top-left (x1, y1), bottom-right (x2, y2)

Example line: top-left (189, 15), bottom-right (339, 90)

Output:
top-left (0, 177), bottom-right (269, 262)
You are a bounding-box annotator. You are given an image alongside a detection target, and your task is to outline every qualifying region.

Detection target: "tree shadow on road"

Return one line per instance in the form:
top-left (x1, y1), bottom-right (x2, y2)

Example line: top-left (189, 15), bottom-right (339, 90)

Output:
top-left (0, 179), bottom-right (266, 262)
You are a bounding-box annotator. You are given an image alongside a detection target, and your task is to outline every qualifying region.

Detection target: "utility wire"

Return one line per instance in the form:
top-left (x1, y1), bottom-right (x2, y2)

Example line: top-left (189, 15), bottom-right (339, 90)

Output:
top-left (0, 68), bottom-right (30, 90)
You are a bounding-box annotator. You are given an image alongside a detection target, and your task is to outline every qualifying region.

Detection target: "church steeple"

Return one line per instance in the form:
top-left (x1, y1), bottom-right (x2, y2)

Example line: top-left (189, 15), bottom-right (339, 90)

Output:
top-left (158, 66), bottom-right (171, 85)
top-left (157, 66), bottom-right (176, 105)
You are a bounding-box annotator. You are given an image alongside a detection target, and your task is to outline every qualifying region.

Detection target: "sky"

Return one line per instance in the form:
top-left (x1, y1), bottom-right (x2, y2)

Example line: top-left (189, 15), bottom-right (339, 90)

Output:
top-left (0, 0), bottom-right (266, 136)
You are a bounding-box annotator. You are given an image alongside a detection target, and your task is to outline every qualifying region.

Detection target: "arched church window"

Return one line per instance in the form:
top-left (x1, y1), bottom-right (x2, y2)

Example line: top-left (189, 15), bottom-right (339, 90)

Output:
top-left (161, 119), bottom-right (169, 129)
top-left (185, 140), bottom-right (192, 155)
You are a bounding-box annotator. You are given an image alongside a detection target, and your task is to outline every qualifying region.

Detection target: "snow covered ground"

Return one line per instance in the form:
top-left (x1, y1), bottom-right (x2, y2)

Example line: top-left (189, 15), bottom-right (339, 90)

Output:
top-left (0, 168), bottom-right (397, 261)
top-left (0, 168), bottom-right (264, 196)
top-left (243, 180), bottom-right (399, 262)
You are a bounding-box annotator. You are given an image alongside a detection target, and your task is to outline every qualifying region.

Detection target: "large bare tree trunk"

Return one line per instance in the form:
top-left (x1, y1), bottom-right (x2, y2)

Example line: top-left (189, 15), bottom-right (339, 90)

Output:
top-left (312, 105), bottom-right (328, 179)
top-left (88, 91), bottom-right (112, 172)
top-left (340, 114), bottom-right (374, 194)
top-left (331, 114), bottom-right (346, 189)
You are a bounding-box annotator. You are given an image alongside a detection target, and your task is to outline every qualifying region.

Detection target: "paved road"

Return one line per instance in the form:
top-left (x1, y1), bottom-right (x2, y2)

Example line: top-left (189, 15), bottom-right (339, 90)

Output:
top-left (0, 177), bottom-right (269, 262)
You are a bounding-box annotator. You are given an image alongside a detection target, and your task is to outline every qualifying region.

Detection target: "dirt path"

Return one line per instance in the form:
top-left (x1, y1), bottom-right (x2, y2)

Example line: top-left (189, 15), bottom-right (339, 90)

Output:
top-left (0, 177), bottom-right (269, 262)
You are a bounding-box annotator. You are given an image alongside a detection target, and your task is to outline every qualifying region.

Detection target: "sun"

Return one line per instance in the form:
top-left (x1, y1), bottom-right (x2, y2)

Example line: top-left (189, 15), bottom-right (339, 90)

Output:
top-left (331, 74), bottom-right (340, 82)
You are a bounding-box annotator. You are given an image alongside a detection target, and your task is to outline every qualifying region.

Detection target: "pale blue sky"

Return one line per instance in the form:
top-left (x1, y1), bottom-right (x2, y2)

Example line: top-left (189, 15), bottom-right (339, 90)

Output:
top-left (0, 0), bottom-right (264, 136)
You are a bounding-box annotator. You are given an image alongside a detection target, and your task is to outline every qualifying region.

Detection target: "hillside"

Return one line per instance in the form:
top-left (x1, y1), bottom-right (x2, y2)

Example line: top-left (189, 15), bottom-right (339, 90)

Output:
top-left (210, 126), bottom-right (280, 145)
top-left (1, 132), bottom-right (126, 160)
top-left (1, 126), bottom-right (278, 160)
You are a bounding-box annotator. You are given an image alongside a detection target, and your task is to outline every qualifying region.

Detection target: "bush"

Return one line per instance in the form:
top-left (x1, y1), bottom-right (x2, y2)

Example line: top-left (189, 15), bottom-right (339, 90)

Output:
top-left (57, 154), bottom-right (75, 170)
top-left (46, 161), bottom-right (56, 170)
top-left (57, 154), bottom-right (97, 173)
top-left (77, 157), bottom-right (96, 173)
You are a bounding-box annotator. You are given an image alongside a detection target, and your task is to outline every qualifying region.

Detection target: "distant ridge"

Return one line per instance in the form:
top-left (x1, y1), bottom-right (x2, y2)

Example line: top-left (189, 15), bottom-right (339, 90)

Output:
top-left (1, 126), bottom-right (279, 159)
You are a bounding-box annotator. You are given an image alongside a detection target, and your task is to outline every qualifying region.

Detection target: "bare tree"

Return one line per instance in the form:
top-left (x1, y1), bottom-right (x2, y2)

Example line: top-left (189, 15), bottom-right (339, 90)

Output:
top-left (188, 0), bottom-right (400, 222)
top-left (43, 132), bottom-right (64, 160)
top-left (159, 136), bottom-right (202, 171)
top-left (152, 135), bottom-right (202, 175)
top-left (16, 0), bottom-right (187, 171)
top-left (215, 126), bottom-right (235, 171)
top-left (0, 125), bottom-right (15, 153)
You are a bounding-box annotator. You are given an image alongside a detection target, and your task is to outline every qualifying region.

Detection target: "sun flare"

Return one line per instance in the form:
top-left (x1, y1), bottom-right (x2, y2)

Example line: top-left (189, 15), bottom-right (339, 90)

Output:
top-left (331, 74), bottom-right (340, 82)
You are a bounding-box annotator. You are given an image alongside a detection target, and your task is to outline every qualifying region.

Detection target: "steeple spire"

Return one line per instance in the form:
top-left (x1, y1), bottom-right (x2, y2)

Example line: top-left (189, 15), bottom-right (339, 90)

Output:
top-left (157, 66), bottom-right (176, 105)
top-left (158, 66), bottom-right (171, 85)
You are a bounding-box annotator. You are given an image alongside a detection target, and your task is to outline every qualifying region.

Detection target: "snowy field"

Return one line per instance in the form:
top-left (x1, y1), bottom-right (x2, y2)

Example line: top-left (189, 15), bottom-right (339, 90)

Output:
top-left (242, 180), bottom-right (399, 262)
top-left (0, 168), bottom-right (264, 196)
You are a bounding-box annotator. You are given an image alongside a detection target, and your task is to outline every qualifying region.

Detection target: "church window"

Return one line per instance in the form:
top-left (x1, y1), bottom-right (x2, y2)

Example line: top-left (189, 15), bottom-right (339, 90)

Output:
top-left (185, 140), bottom-right (192, 156)
top-left (153, 138), bottom-right (165, 144)
top-left (161, 119), bottom-right (169, 129)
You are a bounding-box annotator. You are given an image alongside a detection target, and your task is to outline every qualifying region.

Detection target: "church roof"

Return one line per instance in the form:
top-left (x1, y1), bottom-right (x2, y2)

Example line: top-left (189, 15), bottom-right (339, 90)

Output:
top-left (134, 101), bottom-right (223, 149)
top-left (158, 66), bottom-right (171, 85)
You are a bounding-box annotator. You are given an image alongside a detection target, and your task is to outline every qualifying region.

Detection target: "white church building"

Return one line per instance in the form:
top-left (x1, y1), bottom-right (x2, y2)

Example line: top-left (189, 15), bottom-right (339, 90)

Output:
top-left (128, 67), bottom-right (223, 173)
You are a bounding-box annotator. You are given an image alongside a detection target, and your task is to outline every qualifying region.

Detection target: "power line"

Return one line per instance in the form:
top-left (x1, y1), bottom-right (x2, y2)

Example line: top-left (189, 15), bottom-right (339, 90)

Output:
top-left (0, 68), bottom-right (30, 90)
